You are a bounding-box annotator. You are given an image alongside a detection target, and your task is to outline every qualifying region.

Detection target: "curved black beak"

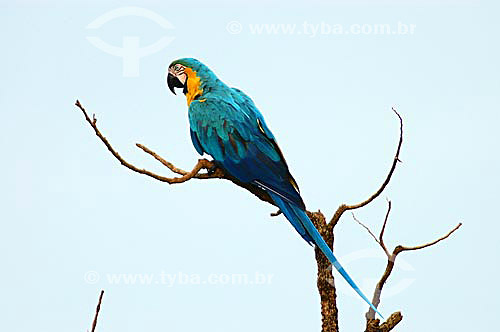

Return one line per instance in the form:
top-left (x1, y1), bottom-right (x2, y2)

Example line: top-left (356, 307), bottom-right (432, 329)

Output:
top-left (167, 73), bottom-right (184, 95)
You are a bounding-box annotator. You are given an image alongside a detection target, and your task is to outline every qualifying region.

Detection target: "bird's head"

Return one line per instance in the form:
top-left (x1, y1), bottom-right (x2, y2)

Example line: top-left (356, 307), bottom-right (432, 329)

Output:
top-left (167, 58), bottom-right (212, 105)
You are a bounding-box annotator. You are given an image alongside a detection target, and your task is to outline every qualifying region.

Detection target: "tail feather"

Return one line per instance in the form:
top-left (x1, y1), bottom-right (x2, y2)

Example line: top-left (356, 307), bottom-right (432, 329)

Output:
top-left (268, 191), bottom-right (384, 319)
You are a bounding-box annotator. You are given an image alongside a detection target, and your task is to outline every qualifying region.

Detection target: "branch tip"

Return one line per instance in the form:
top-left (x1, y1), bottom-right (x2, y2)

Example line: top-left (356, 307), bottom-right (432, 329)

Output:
top-left (90, 290), bottom-right (104, 332)
top-left (329, 108), bottom-right (404, 229)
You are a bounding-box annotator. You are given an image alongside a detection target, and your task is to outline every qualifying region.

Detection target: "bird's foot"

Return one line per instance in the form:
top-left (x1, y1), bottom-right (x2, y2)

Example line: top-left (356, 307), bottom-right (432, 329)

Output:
top-left (206, 164), bottom-right (220, 176)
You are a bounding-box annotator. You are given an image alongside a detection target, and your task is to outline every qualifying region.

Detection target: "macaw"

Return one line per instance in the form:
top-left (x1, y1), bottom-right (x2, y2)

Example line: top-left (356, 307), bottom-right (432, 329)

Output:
top-left (167, 58), bottom-right (383, 318)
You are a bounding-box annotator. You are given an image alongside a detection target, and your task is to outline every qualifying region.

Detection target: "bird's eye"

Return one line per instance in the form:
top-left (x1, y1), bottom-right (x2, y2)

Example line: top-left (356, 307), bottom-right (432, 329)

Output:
top-left (175, 65), bottom-right (180, 71)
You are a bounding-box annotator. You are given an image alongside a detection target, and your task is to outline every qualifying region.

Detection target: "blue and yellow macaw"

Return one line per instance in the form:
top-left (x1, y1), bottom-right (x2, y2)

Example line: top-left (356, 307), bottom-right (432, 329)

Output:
top-left (167, 58), bottom-right (383, 317)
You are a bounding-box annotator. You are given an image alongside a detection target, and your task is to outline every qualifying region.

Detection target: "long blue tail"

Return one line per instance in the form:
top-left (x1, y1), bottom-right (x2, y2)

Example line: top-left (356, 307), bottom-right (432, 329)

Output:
top-left (268, 192), bottom-right (384, 319)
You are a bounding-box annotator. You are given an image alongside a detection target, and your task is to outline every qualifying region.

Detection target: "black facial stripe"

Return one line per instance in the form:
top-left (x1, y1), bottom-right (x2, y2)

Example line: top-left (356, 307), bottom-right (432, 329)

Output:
top-left (183, 77), bottom-right (188, 95)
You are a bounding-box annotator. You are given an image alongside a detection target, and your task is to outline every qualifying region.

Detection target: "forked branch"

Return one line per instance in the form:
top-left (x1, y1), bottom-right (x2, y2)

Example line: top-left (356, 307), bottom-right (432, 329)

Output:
top-left (75, 100), bottom-right (274, 205)
top-left (352, 200), bottom-right (462, 323)
top-left (75, 100), bottom-right (223, 184)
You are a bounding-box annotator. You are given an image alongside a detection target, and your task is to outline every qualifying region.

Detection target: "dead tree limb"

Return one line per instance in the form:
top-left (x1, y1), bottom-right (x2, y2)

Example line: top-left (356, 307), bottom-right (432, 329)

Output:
top-left (328, 108), bottom-right (403, 232)
top-left (75, 100), bottom-right (274, 205)
top-left (352, 200), bottom-right (462, 330)
top-left (75, 100), bottom-right (222, 184)
top-left (75, 100), bottom-right (460, 332)
top-left (309, 108), bottom-right (404, 331)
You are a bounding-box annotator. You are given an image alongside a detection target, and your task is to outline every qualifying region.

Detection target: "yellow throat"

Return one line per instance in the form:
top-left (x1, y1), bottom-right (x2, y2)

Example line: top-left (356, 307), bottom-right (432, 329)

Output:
top-left (184, 68), bottom-right (203, 106)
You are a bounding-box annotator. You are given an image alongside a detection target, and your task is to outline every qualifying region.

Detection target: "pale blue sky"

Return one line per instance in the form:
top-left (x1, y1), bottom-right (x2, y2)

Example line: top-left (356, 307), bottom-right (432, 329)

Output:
top-left (1, 1), bottom-right (499, 331)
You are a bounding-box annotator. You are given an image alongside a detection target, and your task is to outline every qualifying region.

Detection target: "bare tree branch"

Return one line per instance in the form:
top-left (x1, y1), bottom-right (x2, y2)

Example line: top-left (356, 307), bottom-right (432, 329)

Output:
top-left (90, 290), bottom-right (104, 332)
top-left (352, 212), bottom-right (384, 252)
top-left (354, 199), bottom-right (463, 321)
top-left (394, 222), bottom-right (462, 253)
top-left (353, 198), bottom-right (462, 328)
top-left (135, 143), bottom-right (225, 179)
top-left (352, 199), bottom-right (393, 257)
top-left (135, 143), bottom-right (193, 176)
top-left (75, 100), bottom-right (219, 184)
top-left (378, 199), bottom-right (391, 256)
top-left (366, 222), bottom-right (462, 322)
top-left (75, 100), bottom-right (276, 205)
top-left (329, 108), bottom-right (403, 230)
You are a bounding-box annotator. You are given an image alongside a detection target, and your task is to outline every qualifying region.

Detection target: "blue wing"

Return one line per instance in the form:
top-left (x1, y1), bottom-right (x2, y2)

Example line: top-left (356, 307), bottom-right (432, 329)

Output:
top-left (190, 128), bottom-right (205, 155)
top-left (188, 92), bottom-right (305, 211)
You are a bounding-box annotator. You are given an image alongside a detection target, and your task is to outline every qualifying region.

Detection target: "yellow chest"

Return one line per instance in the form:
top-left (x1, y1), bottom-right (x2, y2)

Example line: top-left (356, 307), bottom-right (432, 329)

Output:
top-left (184, 68), bottom-right (203, 106)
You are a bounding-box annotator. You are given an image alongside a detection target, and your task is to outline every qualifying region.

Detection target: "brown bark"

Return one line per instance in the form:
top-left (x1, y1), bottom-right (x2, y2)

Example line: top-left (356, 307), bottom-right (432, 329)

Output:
top-left (309, 211), bottom-right (338, 332)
